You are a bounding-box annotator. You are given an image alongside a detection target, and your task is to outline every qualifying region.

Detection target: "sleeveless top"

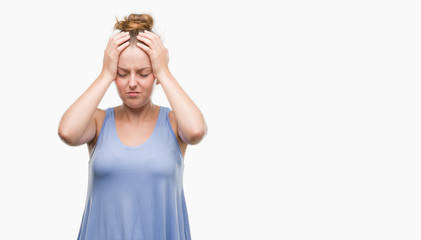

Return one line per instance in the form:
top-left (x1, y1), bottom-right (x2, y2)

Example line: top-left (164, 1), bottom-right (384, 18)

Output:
top-left (77, 106), bottom-right (191, 240)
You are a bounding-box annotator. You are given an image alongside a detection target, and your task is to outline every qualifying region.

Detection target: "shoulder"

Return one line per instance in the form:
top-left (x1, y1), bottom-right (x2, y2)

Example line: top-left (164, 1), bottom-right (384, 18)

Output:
top-left (167, 108), bottom-right (188, 157)
top-left (94, 108), bottom-right (107, 125)
top-left (167, 108), bottom-right (188, 141)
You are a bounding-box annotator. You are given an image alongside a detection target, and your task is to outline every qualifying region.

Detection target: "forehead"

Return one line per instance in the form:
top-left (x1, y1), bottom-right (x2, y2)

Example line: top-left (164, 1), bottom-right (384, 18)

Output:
top-left (118, 46), bottom-right (150, 69)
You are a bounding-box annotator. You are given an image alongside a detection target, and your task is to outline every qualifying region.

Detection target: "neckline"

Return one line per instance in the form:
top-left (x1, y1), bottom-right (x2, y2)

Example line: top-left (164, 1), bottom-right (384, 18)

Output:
top-left (112, 106), bottom-right (162, 150)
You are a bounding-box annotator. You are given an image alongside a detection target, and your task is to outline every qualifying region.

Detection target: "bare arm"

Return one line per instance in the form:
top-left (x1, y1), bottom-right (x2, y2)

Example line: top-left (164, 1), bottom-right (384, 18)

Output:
top-left (58, 31), bottom-right (131, 146)
top-left (157, 70), bottom-right (207, 145)
top-left (58, 73), bottom-right (114, 146)
top-left (136, 30), bottom-right (207, 145)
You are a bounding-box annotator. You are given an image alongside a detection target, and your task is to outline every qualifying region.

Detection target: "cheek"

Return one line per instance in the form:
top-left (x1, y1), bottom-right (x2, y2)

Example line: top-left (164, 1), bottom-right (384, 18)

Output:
top-left (115, 78), bottom-right (131, 86)
top-left (114, 81), bottom-right (126, 94)
top-left (115, 76), bottom-right (154, 89)
top-left (115, 80), bottom-right (123, 89)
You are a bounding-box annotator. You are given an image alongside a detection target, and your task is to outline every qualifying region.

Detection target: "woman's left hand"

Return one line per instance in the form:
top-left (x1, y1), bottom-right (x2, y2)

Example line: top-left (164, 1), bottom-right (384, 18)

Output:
top-left (136, 30), bottom-right (169, 78)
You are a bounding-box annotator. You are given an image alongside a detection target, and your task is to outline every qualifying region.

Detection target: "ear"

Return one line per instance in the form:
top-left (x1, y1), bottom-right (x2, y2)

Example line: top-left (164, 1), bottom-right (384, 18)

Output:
top-left (155, 78), bottom-right (160, 85)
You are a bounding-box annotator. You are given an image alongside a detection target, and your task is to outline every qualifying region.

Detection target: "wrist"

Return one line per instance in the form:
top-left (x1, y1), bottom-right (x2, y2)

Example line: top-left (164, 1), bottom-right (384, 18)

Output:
top-left (155, 68), bottom-right (171, 80)
top-left (99, 71), bottom-right (115, 83)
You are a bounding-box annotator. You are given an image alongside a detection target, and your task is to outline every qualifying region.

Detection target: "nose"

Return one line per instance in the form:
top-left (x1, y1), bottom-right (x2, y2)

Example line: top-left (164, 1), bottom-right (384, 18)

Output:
top-left (129, 75), bottom-right (137, 87)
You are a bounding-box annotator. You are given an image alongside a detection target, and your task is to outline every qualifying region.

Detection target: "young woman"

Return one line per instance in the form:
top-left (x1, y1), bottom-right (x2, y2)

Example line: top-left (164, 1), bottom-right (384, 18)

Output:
top-left (58, 13), bottom-right (207, 240)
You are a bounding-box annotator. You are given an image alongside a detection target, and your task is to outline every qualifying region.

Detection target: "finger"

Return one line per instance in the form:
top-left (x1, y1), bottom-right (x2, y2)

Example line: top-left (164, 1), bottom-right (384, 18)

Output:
top-left (157, 37), bottom-right (164, 49)
top-left (112, 31), bottom-right (129, 41)
top-left (138, 31), bottom-right (153, 41)
top-left (149, 32), bottom-right (164, 49)
top-left (117, 41), bottom-right (130, 52)
top-left (115, 34), bottom-right (131, 46)
top-left (117, 31), bottom-right (130, 36)
top-left (116, 31), bottom-right (130, 41)
top-left (143, 30), bottom-right (160, 41)
top-left (108, 31), bottom-right (129, 47)
top-left (136, 35), bottom-right (153, 47)
top-left (110, 32), bottom-right (128, 39)
top-left (136, 42), bottom-right (151, 53)
top-left (143, 30), bottom-right (157, 37)
top-left (142, 30), bottom-right (164, 49)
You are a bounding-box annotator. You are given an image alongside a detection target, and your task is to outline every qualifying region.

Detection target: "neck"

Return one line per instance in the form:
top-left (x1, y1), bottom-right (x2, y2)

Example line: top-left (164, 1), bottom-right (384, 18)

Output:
top-left (117, 101), bottom-right (157, 124)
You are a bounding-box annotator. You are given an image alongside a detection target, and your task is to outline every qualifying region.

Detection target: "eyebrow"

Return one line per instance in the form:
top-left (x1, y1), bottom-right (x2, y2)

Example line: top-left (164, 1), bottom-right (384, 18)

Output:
top-left (118, 67), bottom-right (151, 71)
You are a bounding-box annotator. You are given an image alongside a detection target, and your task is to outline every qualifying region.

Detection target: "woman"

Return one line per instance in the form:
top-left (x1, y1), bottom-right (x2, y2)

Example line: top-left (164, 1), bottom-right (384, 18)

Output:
top-left (58, 13), bottom-right (207, 240)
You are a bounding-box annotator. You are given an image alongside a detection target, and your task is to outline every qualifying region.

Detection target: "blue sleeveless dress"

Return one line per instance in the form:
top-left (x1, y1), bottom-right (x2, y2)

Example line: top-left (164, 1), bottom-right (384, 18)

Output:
top-left (77, 106), bottom-right (191, 240)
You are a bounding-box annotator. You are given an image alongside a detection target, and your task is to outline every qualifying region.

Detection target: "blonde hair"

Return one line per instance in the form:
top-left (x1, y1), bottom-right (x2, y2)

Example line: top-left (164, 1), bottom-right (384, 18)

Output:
top-left (113, 13), bottom-right (156, 46)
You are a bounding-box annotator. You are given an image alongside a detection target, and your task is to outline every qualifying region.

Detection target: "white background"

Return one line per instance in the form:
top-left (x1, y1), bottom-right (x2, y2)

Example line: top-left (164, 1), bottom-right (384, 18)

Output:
top-left (0, 0), bottom-right (420, 239)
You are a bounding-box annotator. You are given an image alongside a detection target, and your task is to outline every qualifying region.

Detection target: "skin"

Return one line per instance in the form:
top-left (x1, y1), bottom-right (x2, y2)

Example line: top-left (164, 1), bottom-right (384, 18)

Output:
top-left (88, 43), bottom-right (185, 158)
top-left (58, 30), bottom-right (207, 160)
top-left (113, 45), bottom-right (159, 124)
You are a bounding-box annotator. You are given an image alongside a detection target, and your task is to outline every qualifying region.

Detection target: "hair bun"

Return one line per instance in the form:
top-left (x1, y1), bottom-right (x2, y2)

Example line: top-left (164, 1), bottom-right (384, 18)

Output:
top-left (113, 13), bottom-right (154, 33)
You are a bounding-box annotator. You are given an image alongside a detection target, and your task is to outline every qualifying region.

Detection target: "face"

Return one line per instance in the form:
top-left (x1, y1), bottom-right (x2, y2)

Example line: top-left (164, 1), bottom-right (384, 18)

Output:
top-left (115, 45), bottom-right (159, 108)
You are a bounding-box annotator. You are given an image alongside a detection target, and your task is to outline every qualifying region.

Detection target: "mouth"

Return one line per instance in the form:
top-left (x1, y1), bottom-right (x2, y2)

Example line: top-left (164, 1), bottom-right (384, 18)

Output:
top-left (127, 92), bottom-right (140, 96)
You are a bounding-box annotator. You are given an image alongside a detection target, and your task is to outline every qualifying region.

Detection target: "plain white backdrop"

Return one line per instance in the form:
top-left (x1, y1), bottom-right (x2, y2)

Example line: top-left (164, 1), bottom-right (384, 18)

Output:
top-left (0, 0), bottom-right (420, 239)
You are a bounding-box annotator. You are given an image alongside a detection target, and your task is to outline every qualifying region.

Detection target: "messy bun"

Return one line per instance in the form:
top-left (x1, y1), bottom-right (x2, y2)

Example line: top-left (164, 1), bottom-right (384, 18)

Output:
top-left (113, 13), bottom-right (155, 46)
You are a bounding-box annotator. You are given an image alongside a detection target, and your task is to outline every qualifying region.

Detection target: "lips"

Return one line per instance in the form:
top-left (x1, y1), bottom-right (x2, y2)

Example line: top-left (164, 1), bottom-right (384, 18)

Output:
top-left (127, 91), bottom-right (140, 97)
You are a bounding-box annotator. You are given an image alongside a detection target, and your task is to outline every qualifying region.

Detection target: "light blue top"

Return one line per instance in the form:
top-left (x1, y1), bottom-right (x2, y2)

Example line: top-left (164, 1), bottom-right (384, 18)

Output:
top-left (77, 106), bottom-right (191, 240)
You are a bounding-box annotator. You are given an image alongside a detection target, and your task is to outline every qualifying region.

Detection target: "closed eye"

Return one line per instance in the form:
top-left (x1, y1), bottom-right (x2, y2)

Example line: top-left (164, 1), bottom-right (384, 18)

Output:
top-left (117, 73), bottom-right (150, 77)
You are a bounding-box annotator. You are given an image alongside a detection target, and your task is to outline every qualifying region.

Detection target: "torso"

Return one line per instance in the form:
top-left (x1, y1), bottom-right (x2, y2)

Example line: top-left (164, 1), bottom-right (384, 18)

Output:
top-left (87, 106), bottom-right (187, 159)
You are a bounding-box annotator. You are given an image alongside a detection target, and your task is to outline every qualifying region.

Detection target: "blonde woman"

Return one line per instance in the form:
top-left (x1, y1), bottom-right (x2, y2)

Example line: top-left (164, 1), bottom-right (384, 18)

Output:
top-left (58, 13), bottom-right (207, 240)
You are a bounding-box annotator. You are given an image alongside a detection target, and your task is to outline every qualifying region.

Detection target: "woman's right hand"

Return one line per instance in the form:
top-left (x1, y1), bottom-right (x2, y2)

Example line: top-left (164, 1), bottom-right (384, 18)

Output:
top-left (100, 31), bottom-right (131, 81)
